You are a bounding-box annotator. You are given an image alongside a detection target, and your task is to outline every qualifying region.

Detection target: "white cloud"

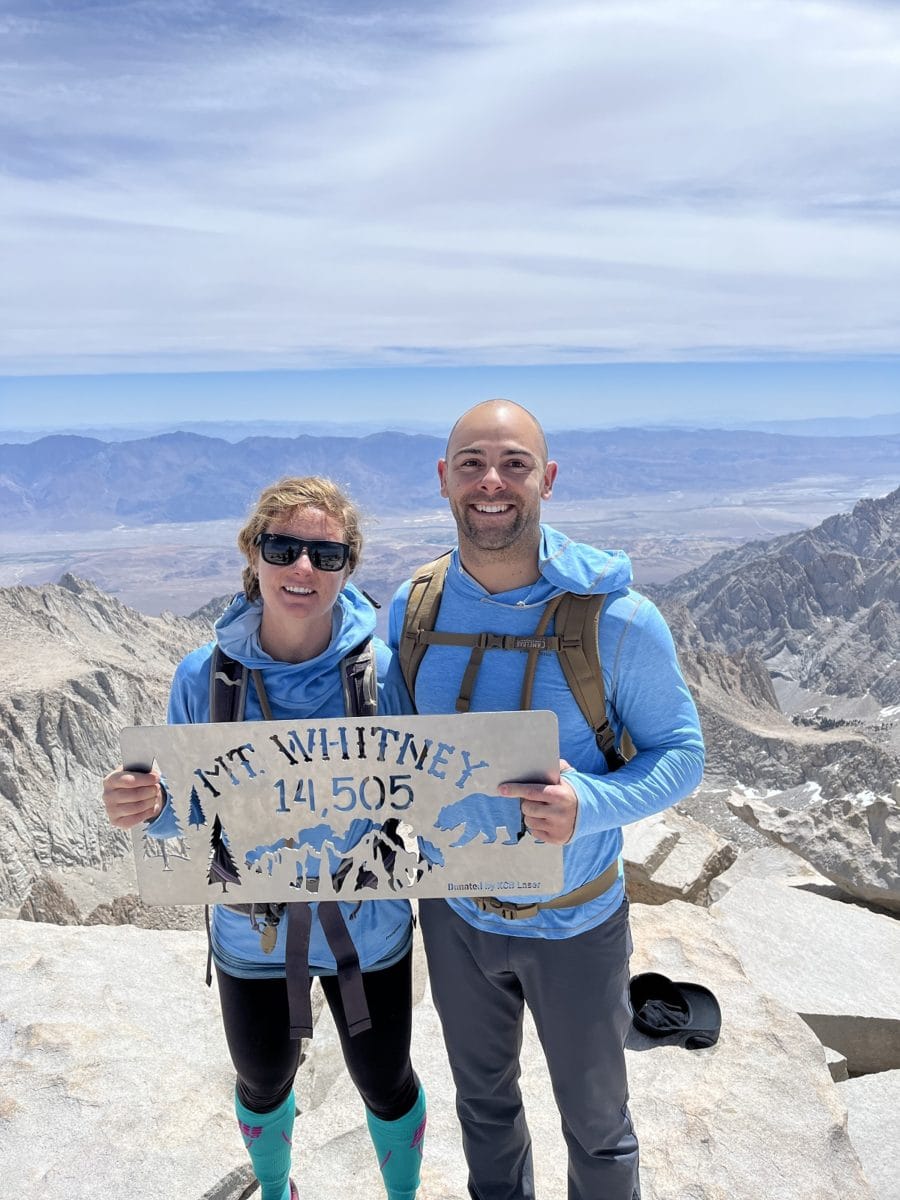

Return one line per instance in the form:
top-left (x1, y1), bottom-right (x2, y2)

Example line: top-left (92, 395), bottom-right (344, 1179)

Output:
top-left (2, 0), bottom-right (900, 372)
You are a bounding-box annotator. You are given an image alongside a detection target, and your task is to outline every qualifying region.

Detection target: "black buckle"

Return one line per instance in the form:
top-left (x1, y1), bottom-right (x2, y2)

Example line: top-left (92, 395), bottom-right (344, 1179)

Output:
top-left (475, 632), bottom-right (509, 651)
top-left (479, 896), bottom-right (539, 921)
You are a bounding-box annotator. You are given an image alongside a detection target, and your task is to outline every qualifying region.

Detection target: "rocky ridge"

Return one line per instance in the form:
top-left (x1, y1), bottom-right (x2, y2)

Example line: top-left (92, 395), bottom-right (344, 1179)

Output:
top-left (665, 602), bottom-right (899, 806)
top-left (0, 574), bottom-right (211, 911)
top-left (655, 485), bottom-right (900, 721)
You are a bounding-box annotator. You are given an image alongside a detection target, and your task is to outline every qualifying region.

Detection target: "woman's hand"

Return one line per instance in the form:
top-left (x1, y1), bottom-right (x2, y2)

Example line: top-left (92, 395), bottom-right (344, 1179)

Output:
top-left (103, 766), bottom-right (162, 830)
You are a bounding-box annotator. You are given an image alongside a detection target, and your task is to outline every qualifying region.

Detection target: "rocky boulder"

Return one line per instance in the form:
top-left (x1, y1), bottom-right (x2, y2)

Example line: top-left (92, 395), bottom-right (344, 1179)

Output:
top-left (726, 787), bottom-right (900, 913)
top-left (17, 874), bottom-right (82, 925)
top-left (711, 876), bottom-right (900, 1074)
top-left (0, 902), bottom-right (874, 1200)
top-left (623, 809), bottom-right (736, 905)
top-left (707, 843), bottom-right (829, 904)
top-left (837, 1069), bottom-right (900, 1200)
top-left (627, 900), bottom-right (871, 1199)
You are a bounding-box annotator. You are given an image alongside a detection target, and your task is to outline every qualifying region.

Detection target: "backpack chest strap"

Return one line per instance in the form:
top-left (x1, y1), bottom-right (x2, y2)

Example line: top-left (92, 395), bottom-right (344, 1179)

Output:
top-left (409, 596), bottom-right (571, 714)
top-left (408, 628), bottom-right (572, 653)
top-left (400, 559), bottom-right (631, 772)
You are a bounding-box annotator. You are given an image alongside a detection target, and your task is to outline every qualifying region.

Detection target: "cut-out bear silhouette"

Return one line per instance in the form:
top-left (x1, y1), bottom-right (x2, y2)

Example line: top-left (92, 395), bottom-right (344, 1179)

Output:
top-left (433, 792), bottom-right (526, 848)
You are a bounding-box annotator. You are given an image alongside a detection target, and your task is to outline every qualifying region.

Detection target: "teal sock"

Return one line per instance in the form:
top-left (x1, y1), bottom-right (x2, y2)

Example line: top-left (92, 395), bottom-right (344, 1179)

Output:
top-left (234, 1089), bottom-right (295, 1200)
top-left (365, 1086), bottom-right (426, 1200)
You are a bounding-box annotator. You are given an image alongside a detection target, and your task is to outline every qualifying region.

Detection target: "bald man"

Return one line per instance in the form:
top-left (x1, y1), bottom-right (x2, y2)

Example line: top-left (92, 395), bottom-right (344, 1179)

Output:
top-left (389, 400), bottom-right (704, 1200)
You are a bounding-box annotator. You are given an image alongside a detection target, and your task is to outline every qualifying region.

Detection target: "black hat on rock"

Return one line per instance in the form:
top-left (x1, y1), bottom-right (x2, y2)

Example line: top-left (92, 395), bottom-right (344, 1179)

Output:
top-left (629, 972), bottom-right (721, 1050)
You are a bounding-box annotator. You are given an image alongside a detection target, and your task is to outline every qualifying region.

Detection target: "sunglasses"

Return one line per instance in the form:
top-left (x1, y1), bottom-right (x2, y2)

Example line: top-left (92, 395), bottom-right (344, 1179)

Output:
top-left (254, 532), bottom-right (351, 572)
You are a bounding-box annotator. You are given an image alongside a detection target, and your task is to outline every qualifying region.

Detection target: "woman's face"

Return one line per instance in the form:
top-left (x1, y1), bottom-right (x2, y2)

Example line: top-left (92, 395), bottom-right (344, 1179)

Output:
top-left (255, 506), bottom-right (349, 650)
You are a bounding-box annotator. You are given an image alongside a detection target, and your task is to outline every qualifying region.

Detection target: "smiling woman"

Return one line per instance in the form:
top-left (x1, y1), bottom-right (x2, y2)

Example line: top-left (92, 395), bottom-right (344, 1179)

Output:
top-left (101, 475), bottom-right (425, 1200)
top-left (234, 479), bottom-right (360, 663)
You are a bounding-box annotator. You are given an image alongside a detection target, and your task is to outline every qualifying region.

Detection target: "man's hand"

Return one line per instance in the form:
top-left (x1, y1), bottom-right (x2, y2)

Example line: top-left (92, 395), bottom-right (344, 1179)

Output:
top-left (103, 766), bottom-right (163, 830)
top-left (498, 760), bottom-right (578, 845)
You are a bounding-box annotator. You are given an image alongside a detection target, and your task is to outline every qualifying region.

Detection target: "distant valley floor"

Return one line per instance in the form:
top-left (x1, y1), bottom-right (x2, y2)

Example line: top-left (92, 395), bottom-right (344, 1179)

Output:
top-left (1, 478), bottom-right (894, 627)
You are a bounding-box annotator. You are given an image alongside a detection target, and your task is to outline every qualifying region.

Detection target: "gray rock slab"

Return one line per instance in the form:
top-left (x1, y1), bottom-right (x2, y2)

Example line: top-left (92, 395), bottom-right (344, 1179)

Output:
top-left (622, 813), bottom-right (679, 875)
top-left (711, 877), bottom-right (900, 1073)
top-left (297, 901), bottom-right (871, 1200)
top-left (627, 901), bottom-right (871, 1200)
top-left (0, 905), bottom-right (874, 1200)
top-left (0, 922), bottom-right (242, 1200)
top-left (624, 809), bottom-right (735, 905)
top-left (727, 790), bottom-right (900, 913)
top-left (824, 1045), bottom-right (849, 1083)
top-left (838, 1069), bottom-right (900, 1200)
top-left (708, 843), bottom-right (829, 904)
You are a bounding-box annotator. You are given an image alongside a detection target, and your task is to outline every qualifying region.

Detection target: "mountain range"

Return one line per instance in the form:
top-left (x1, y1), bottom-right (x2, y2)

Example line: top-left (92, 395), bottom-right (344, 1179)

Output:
top-left (4, 411), bottom-right (900, 444)
top-left (655, 485), bottom-right (900, 714)
top-left (2, 427), bottom-right (899, 529)
top-left (0, 575), bottom-right (208, 912)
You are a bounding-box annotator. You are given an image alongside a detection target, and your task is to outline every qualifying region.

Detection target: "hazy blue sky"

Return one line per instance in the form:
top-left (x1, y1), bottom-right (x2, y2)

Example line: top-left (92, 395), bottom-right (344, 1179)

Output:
top-left (2, 362), bottom-right (899, 432)
top-left (2, 0), bottom-right (899, 428)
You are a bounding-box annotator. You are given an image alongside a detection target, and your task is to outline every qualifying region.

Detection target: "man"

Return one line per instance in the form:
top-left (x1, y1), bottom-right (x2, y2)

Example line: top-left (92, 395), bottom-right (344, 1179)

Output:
top-left (388, 400), bottom-right (704, 1200)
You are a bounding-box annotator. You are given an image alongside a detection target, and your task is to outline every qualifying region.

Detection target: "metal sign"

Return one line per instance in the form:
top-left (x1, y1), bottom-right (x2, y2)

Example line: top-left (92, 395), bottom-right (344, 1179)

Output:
top-left (122, 710), bottom-right (563, 905)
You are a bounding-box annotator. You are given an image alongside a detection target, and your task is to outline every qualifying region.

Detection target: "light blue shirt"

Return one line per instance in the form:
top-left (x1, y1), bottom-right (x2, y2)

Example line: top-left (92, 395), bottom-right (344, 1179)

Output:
top-left (160, 584), bottom-right (415, 977)
top-left (388, 526), bottom-right (705, 938)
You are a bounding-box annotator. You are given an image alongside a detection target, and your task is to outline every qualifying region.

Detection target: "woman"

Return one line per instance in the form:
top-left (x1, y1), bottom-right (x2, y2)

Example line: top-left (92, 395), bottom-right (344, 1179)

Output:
top-left (103, 476), bottom-right (424, 1200)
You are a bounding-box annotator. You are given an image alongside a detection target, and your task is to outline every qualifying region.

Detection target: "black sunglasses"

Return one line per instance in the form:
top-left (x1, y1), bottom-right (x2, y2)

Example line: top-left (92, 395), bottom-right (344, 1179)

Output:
top-left (254, 532), bottom-right (351, 572)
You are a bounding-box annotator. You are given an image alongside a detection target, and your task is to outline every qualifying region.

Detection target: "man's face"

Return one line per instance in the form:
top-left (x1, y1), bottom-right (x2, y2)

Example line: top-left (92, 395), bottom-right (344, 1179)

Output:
top-left (438, 404), bottom-right (557, 554)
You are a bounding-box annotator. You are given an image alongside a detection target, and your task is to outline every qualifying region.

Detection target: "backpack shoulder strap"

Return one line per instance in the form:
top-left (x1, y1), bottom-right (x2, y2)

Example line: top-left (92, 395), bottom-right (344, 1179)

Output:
top-left (208, 644), bottom-right (249, 723)
top-left (399, 557), bottom-right (634, 769)
top-left (204, 644), bottom-right (249, 989)
top-left (208, 636), bottom-right (374, 1037)
top-left (398, 551), bottom-right (453, 698)
top-left (340, 637), bottom-right (378, 717)
top-left (554, 593), bottom-right (633, 772)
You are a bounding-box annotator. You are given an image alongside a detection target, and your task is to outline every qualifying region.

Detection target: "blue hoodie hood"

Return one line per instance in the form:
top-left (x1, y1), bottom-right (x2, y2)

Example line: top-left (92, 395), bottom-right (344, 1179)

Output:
top-left (213, 582), bottom-right (376, 715)
top-left (537, 525), bottom-right (632, 596)
top-left (444, 525), bottom-right (633, 609)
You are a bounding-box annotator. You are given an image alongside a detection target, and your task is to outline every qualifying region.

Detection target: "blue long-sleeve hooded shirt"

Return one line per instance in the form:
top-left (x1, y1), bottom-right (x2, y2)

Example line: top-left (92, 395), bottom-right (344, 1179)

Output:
top-left (164, 583), bottom-right (415, 977)
top-left (388, 525), bottom-right (705, 938)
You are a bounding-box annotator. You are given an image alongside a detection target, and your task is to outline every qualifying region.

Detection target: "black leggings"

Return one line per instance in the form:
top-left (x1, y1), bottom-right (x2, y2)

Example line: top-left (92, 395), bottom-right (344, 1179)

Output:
top-left (215, 948), bottom-right (418, 1121)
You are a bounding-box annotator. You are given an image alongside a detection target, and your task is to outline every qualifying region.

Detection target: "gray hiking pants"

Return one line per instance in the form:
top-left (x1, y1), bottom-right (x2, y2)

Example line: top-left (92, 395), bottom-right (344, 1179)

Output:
top-left (419, 898), bottom-right (639, 1200)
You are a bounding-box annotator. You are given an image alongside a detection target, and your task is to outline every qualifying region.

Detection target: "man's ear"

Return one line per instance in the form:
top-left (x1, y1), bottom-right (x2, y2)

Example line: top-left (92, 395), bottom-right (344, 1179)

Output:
top-left (541, 459), bottom-right (558, 499)
top-left (437, 458), bottom-right (449, 498)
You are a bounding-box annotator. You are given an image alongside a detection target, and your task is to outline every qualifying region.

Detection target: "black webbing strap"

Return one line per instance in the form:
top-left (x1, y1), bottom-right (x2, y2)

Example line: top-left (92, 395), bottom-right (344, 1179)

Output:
top-left (318, 901), bottom-right (373, 1037)
top-left (456, 637), bottom-right (487, 713)
top-left (340, 640), bottom-right (378, 718)
top-left (285, 902), bottom-right (314, 1039)
top-left (207, 653), bottom-right (374, 1039)
top-left (250, 669), bottom-right (274, 721)
top-left (209, 642), bottom-right (249, 724)
top-left (519, 595), bottom-right (565, 710)
top-left (408, 627), bottom-right (567, 714)
top-left (204, 901), bottom-right (213, 987)
top-left (274, 895), bottom-right (373, 1041)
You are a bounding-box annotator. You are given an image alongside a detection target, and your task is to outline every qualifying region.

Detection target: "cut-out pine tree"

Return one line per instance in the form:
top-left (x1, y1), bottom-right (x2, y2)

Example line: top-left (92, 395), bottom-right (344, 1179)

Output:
top-left (142, 779), bottom-right (190, 871)
top-left (208, 813), bottom-right (241, 892)
top-left (188, 785), bottom-right (207, 829)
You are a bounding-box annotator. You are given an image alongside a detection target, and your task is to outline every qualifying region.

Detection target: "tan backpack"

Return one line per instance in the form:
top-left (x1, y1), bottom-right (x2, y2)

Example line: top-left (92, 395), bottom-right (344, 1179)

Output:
top-left (398, 553), bottom-right (634, 773)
